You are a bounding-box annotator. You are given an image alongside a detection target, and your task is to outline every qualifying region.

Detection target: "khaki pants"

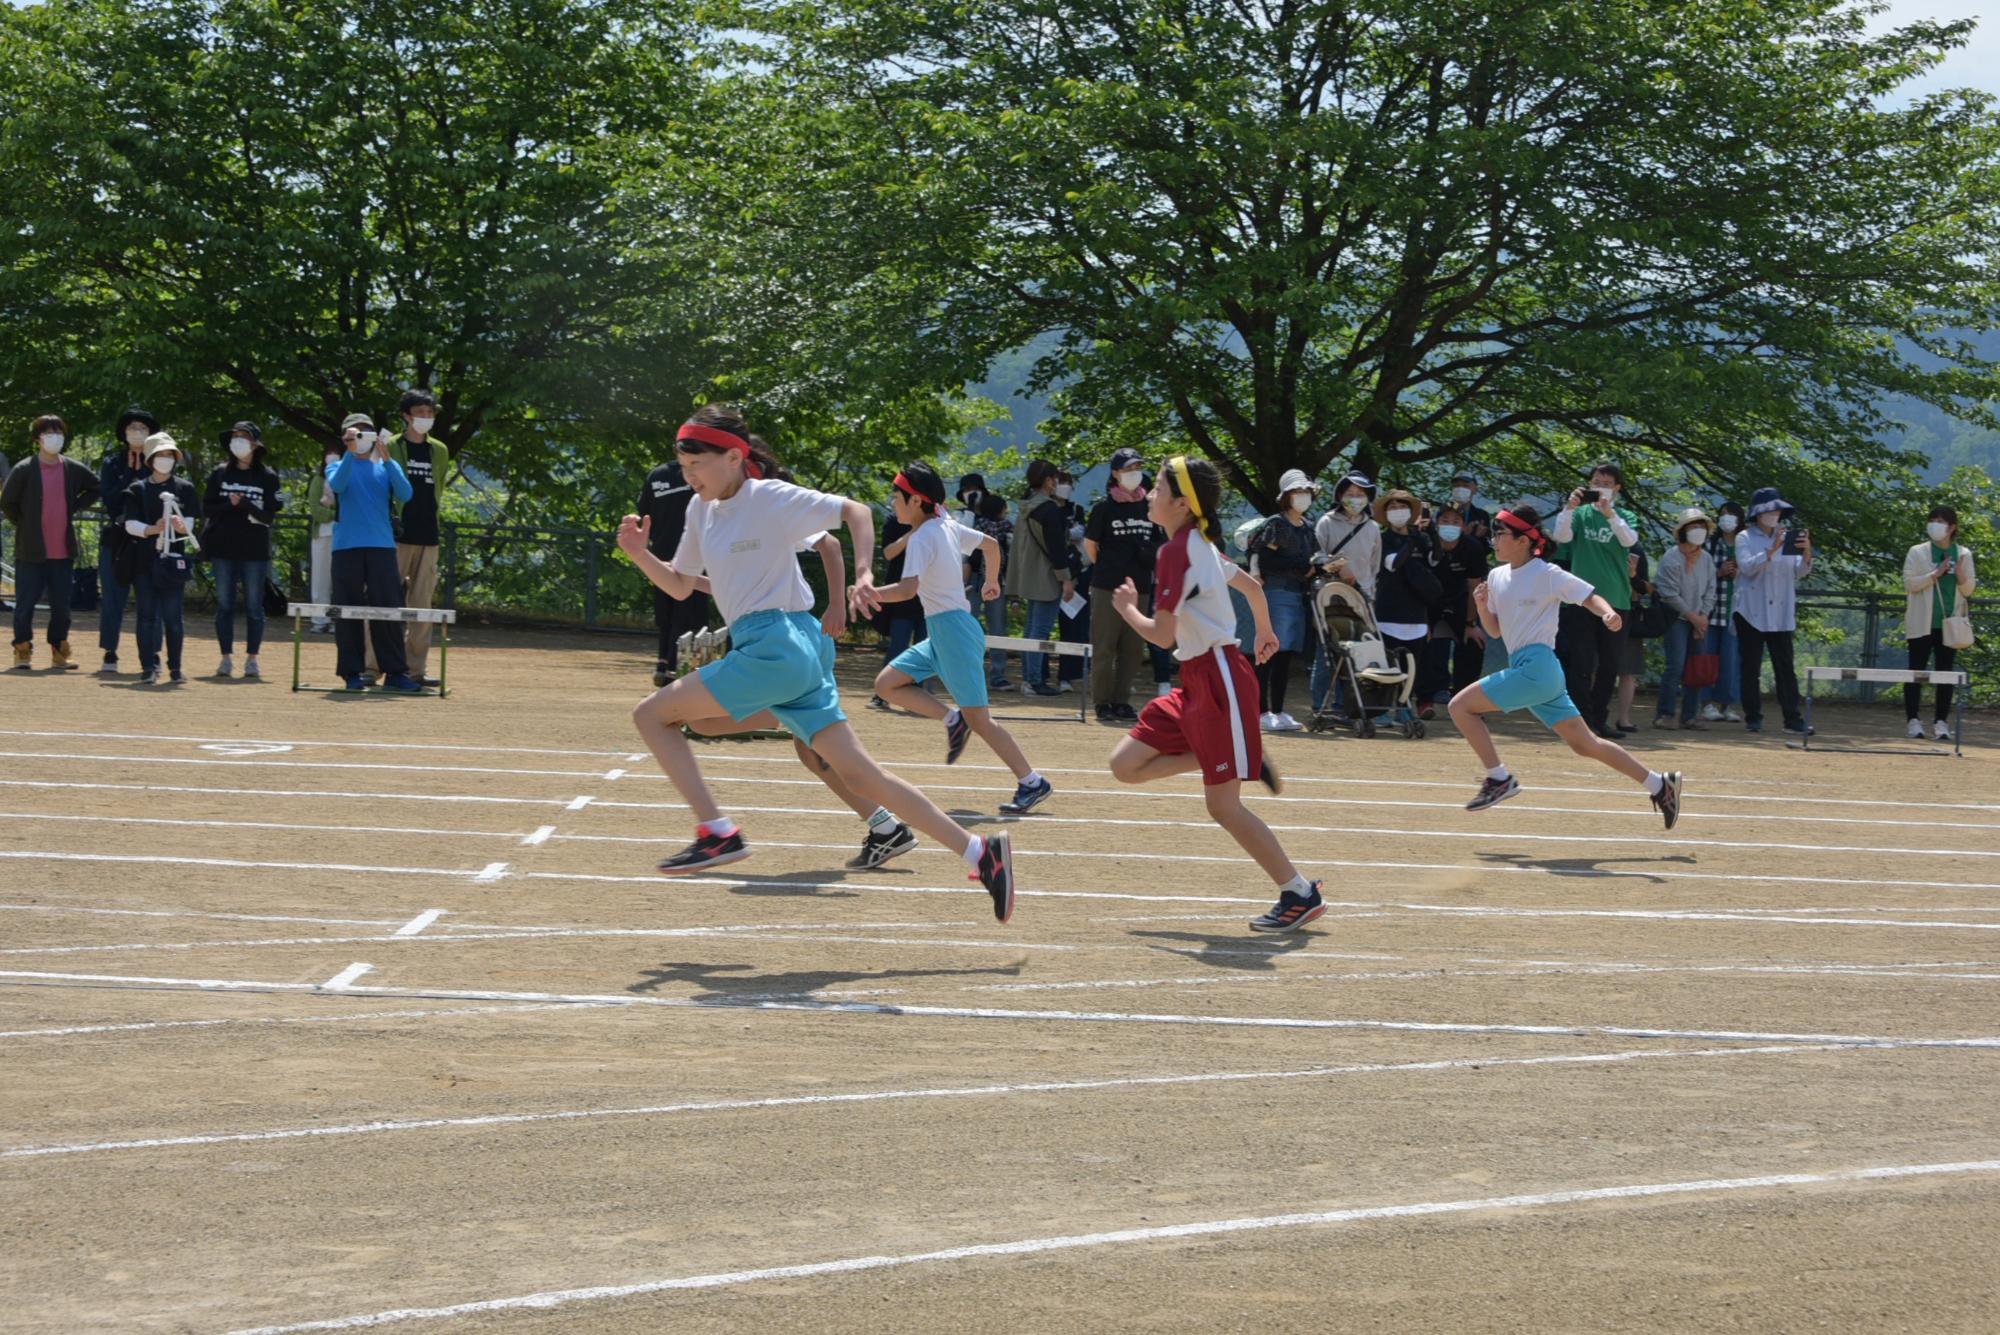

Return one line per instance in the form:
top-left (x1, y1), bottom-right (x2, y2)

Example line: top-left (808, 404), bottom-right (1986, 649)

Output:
top-left (1089, 590), bottom-right (1147, 707)
top-left (365, 543), bottom-right (441, 676)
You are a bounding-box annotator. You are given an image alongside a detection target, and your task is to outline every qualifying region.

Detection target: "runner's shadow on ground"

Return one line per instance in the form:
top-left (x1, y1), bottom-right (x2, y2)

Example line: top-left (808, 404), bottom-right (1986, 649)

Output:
top-left (1127, 930), bottom-right (1318, 971)
top-left (1476, 851), bottom-right (1699, 884)
top-left (625, 959), bottom-right (1025, 1001)
top-left (723, 870), bottom-right (862, 899)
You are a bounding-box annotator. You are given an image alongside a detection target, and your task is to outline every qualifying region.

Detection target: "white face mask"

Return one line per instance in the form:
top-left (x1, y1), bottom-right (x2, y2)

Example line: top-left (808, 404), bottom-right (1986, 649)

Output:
top-left (1437, 524), bottom-right (1463, 543)
top-left (962, 490), bottom-right (982, 507)
top-left (229, 438), bottom-right (253, 460)
top-left (1342, 495), bottom-right (1366, 514)
top-left (1289, 493), bottom-right (1312, 514)
top-left (1451, 486), bottom-right (1472, 504)
top-left (1929, 521), bottom-right (1952, 545)
top-left (1116, 470), bottom-right (1142, 491)
top-left (1758, 512), bottom-right (1781, 533)
top-left (1683, 527), bottom-right (1708, 547)
top-left (125, 425), bottom-right (149, 446)
top-left (150, 455), bottom-right (175, 476)
top-left (1054, 484), bottom-right (1072, 501)
top-left (1718, 515), bottom-right (1739, 533)
top-left (1386, 507), bottom-right (1411, 528)
top-left (408, 415), bottom-right (434, 435)
top-left (39, 432), bottom-right (64, 454)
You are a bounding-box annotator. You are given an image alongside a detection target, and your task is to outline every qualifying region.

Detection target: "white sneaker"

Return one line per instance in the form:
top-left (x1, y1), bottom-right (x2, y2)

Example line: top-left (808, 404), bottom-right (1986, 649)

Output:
top-left (1156, 681), bottom-right (1174, 697)
top-left (1700, 703), bottom-right (1724, 722)
top-left (1274, 712), bottom-right (1304, 732)
top-left (243, 657), bottom-right (261, 679)
top-left (1260, 712), bottom-right (1280, 732)
top-left (1724, 707), bottom-right (1744, 722)
top-left (1058, 680), bottom-right (1075, 693)
top-left (216, 655), bottom-right (234, 678)
top-left (1907, 718), bottom-right (1926, 739)
top-left (1935, 720), bottom-right (1952, 741)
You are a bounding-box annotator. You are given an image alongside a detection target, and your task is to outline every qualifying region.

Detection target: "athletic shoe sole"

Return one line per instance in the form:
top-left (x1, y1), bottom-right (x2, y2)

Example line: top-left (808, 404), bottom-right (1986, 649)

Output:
top-left (655, 846), bottom-right (752, 877)
top-left (1249, 900), bottom-right (1326, 933)
top-left (1466, 778), bottom-right (1521, 812)
top-left (999, 783), bottom-right (1053, 814)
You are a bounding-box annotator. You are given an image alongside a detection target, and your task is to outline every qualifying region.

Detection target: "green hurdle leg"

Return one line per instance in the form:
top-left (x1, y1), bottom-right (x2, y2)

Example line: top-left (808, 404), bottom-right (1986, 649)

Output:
top-left (437, 623), bottom-right (449, 698)
top-left (292, 613), bottom-right (304, 692)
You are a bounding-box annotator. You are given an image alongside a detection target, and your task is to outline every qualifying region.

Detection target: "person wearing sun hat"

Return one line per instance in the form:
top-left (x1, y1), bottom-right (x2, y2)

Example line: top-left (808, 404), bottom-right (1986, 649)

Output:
top-left (1653, 507), bottom-right (1718, 730)
top-left (1246, 467), bottom-right (1320, 730)
top-left (120, 433), bottom-right (202, 684)
top-left (1733, 485), bottom-right (1812, 734)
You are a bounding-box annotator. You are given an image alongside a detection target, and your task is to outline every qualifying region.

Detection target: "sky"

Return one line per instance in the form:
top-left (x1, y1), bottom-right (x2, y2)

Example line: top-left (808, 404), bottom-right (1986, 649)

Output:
top-left (1871, 0), bottom-right (1999, 98)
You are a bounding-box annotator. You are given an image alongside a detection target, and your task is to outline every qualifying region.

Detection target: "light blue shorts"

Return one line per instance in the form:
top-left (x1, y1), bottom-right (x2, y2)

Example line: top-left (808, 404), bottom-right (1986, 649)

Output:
top-left (887, 608), bottom-right (989, 709)
top-left (698, 609), bottom-right (846, 746)
top-left (1477, 642), bottom-right (1580, 729)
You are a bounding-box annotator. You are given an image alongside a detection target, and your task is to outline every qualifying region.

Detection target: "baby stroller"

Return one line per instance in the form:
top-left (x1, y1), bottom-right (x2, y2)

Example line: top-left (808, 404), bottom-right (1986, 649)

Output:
top-left (1308, 578), bottom-right (1425, 739)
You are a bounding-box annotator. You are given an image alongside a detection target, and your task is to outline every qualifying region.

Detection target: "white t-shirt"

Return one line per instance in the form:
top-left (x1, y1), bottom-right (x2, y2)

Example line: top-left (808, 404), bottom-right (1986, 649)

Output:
top-left (902, 515), bottom-right (986, 617)
top-left (673, 478), bottom-right (847, 626)
top-left (1154, 525), bottom-right (1242, 661)
top-left (1485, 557), bottom-right (1595, 651)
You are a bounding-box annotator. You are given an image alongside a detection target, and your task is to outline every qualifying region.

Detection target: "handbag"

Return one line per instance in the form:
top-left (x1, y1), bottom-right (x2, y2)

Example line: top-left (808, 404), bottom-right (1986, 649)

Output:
top-left (1683, 651), bottom-right (1720, 690)
top-left (1629, 589), bottom-right (1670, 639)
top-left (1943, 615), bottom-right (1975, 650)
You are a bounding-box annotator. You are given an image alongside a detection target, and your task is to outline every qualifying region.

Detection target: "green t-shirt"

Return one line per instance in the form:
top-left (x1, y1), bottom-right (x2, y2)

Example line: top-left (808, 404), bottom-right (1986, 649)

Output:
top-left (1557, 505), bottom-right (1638, 609)
top-left (1931, 543), bottom-right (1958, 630)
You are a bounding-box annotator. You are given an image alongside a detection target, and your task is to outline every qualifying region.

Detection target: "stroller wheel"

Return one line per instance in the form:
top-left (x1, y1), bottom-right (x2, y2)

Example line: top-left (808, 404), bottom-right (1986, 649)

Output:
top-left (1413, 719), bottom-right (1428, 740)
top-left (1357, 718), bottom-right (1377, 739)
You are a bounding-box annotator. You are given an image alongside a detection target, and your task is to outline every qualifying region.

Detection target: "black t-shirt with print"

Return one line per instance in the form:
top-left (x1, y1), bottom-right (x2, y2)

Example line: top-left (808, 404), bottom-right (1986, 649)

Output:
top-left (400, 439), bottom-right (441, 546)
top-left (1084, 495), bottom-right (1164, 593)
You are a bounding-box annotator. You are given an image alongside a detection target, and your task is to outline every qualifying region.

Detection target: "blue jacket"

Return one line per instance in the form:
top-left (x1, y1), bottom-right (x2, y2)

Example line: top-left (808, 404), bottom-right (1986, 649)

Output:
top-left (325, 453), bottom-right (411, 551)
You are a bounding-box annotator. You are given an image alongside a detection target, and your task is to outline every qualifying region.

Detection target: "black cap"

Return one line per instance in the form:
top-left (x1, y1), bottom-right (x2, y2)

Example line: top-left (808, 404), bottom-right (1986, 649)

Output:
top-left (115, 406), bottom-right (160, 437)
top-left (1109, 446), bottom-right (1144, 472)
top-left (1451, 469), bottom-right (1476, 485)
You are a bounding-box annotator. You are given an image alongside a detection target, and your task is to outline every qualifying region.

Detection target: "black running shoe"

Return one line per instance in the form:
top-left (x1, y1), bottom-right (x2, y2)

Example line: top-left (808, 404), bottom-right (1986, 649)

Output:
top-left (1465, 775), bottom-right (1521, 812)
top-left (1258, 755), bottom-right (1284, 795)
top-left (1651, 770), bottom-right (1683, 831)
top-left (972, 833), bottom-right (1015, 922)
top-left (999, 774), bottom-right (1053, 814)
top-left (846, 823), bottom-right (918, 869)
top-left (657, 826), bottom-right (750, 876)
top-left (652, 662), bottom-right (672, 688)
top-left (945, 711), bottom-right (972, 764)
top-left (1250, 881), bottom-right (1325, 933)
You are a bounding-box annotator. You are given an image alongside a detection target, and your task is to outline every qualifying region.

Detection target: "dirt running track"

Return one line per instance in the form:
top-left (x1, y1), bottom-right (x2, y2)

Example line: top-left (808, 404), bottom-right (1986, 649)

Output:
top-left (1, 624), bottom-right (1996, 1332)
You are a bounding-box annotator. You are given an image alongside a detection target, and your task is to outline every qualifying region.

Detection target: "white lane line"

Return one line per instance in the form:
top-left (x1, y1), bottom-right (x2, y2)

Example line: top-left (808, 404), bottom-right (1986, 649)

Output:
top-left (0, 922), bottom-right (976, 958)
top-left (471, 863), bottom-right (510, 884)
top-left (393, 910), bottom-right (446, 938)
top-left (6, 744), bottom-right (1996, 830)
top-left (320, 963), bottom-right (373, 991)
top-left (0, 1042), bottom-right (1890, 1163)
top-left (223, 1157), bottom-right (2000, 1334)
top-left (0, 904), bottom-right (413, 930)
top-left (0, 1002), bottom-right (610, 1043)
top-left (0, 777), bottom-right (562, 809)
top-left (5, 968), bottom-right (1997, 1050)
top-left (565, 795), bottom-right (595, 811)
top-left (521, 826), bottom-right (557, 847)
top-left (0, 811), bottom-right (524, 842)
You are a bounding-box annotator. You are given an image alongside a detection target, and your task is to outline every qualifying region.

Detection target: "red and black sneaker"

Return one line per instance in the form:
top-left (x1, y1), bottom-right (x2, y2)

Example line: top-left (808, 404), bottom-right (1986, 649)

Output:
top-left (657, 824), bottom-right (750, 876)
top-left (970, 833), bottom-right (1015, 923)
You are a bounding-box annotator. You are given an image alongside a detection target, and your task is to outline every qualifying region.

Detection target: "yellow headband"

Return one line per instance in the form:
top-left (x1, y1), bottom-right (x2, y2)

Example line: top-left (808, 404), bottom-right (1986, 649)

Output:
top-left (1167, 455), bottom-right (1203, 522)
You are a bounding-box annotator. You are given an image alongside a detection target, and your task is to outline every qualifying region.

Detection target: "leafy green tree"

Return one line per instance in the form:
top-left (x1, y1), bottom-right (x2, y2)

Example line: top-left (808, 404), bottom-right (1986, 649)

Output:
top-left (750, 0), bottom-right (2000, 568)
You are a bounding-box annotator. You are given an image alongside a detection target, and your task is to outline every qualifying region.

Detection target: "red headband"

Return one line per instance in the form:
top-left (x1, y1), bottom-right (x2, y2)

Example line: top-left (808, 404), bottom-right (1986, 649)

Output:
top-left (1495, 509), bottom-right (1546, 550)
top-left (677, 422), bottom-right (762, 479)
top-left (892, 472), bottom-right (939, 509)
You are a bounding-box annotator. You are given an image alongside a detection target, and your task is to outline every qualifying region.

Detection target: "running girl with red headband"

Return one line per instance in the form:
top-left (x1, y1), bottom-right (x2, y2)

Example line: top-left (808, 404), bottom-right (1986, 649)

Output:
top-left (872, 461), bottom-right (1055, 818)
top-left (615, 405), bottom-right (1016, 921)
top-left (1451, 504), bottom-right (1683, 825)
top-left (1107, 455), bottom-right (1328, 935)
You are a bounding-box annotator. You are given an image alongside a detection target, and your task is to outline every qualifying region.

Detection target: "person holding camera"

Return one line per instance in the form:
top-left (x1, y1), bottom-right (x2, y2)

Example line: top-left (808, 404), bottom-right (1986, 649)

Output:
top-left (1554, 463), bottom-right (1641, 738)
top-left (1733, 486), bottom-right (1812, 735)
top-left (122, 434), bottom-right (202, 685)
top-left (326, 413), bottom-right (420, 693)
top-left (1903, 505), bottom-right (1976, 741)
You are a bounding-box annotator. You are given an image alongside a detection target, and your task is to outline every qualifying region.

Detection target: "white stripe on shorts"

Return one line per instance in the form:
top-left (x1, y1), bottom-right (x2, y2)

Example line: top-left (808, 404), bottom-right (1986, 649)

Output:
top-left (1212, 645), bottom-right (1249, 780)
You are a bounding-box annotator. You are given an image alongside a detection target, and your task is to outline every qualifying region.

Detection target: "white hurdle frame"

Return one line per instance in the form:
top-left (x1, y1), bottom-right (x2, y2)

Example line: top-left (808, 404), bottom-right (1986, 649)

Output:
top-left (982, 635), bottom-right (1093, 722)
top-left (1797, 665), bottom-right (1968, 757)
top-left (286, 603), bottom-right (458, 697)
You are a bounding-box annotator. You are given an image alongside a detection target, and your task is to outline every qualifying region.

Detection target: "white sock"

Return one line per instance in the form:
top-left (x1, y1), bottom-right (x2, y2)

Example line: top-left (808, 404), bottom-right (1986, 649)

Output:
top-left (702, 816), bottom-right (738, 838)
top-left (944, 708), bottom-right (962, 728)
top-left (1021, 770), bottom-right (1044, 786)
top-left (1643, 771), bottom-right (1665, 795)
top-left (1486, 765), bottom-right (1510, 782)
top-left (866, 806), bottom-right (896, 832)
top-left (1277, 872), bottom-right (1312, 898)
top-left (961, 835), bottom-right (986, 868)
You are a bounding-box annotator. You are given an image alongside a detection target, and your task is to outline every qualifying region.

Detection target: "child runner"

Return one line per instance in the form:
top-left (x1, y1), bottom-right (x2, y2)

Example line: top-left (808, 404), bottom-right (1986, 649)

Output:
top-left (1451, 505), bottom-right (1683, 825)
top-left (1106, 456), bottom-right (1326, 935)
top-left (872, 461), bottom-right (1054, 814)
top-left (616, 405), bottom-right (1016, 921)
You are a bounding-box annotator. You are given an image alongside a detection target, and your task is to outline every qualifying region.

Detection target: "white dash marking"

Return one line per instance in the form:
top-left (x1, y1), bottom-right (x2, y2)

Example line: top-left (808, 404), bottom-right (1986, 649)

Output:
top-left (522, 826), bottom-right (557, 847)
top-left (603, 768), bottom-right (627, 781)
top-left (320, 963), bottom-right (373, 991)
top-left (472, 862), bottom-right (510, 884)
top-left (564, 795), bottom-right (595, 812)
top-left (393, 910), bottom-right (446, 938)
top-left (223, 1158), bottom-right (2000, 1334)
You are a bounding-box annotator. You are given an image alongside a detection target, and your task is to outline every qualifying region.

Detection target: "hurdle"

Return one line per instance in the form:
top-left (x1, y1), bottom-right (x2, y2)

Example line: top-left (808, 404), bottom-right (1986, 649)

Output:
top-left (286, 603), bottom-right (457, 697)
top-left (983, 635), bottom-right (1093, 723)
top-left (1794, 665), bottom-right (1968, 757)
